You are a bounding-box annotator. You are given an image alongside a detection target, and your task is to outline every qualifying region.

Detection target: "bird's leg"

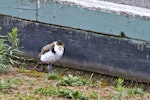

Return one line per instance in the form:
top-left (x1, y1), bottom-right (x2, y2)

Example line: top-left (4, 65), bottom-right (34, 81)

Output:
top-left (34, 62), bottom-right (40, 69)
top-left (33, 62), bottom-right (45, 72)
top-left (47, 64), bottom-right (53, 73)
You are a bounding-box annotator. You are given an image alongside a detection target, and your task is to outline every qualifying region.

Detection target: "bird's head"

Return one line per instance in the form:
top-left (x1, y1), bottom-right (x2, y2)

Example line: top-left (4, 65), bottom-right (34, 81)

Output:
top-left (55, 41), bottom-right (64, 50)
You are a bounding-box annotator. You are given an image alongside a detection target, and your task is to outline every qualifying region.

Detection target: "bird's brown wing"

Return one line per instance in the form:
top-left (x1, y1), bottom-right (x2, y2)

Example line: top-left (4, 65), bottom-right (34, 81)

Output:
top-left (38, 42), bottom-right (54, 58)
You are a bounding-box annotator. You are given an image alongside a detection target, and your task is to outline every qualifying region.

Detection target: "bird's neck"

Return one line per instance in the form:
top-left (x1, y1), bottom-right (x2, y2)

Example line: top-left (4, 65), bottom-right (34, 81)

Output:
top-left (53, 45), bottom-right (64, 55)
top-left (52, 47), bottom-right (56, 54)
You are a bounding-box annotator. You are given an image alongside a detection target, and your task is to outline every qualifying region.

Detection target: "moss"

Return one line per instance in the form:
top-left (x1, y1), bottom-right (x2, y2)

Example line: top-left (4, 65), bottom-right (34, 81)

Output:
top-left (17, 68), bottom-right (44, 77)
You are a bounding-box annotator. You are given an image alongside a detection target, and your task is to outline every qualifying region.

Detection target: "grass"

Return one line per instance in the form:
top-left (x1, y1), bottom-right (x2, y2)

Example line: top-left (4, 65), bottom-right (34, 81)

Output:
top-left (57, 74), bottom-right (86, 86)
top-left (45, 71), bottom-right (60, 80)
top-left (0, 67), bottom-right (149, 100)
top-left (0, 78), bottom-right (22, 93)
top-left (35, 86), bottom-right (88, 99)
top-left (113, 78), bottom-right (146, 100)
top-left (87, 92), bottom-right (98, 99)
top-left (34, 85), bottom-right (58, 96)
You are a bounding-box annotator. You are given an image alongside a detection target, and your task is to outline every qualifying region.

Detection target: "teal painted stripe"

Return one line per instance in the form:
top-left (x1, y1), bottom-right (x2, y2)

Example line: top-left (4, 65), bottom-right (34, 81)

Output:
top-left (0, 1), bottom-right (150, 41)
top-left (37, 2), bottom-right (150, 41)
top-left (0, 0), bottom-right (36, 20)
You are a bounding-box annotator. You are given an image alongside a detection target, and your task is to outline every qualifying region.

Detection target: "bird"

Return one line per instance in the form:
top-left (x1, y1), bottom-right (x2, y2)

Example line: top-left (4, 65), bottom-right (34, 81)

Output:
top-left (38, 41), bottom-right (64, 72)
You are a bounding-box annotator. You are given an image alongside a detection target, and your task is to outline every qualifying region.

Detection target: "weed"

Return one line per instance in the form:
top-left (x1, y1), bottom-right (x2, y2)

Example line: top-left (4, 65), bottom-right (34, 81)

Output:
top-left (58, 88), bottom-right (88, 100)
top-left (17, 92), bottom-right (37, 100)
top-left (0, 64), bottom-right (12, 73)
top-left (71, 89), bottom-right (88, 100)
top-left (128, 87), bottom-right (143, 95)
top-left (114, 78), bottom-right (126, 100)
top-left (87, 92), bottom-right (98, 99)
top-left (57, 74), bottom-right (86, 86)
top-left (45, 71), bottom-right (60, 80)
top-left (0, 27), bottom-right (22, 73)
top-left (34, 85), bottom-right (58, 96)
top-left (58, 88), bottom-right (72, 98)
top-left (0, 78), bottom-right (22, 92)
top-left (0, 79), bottom-right (10, 90)
top-left (34, 86), bottom-right (88, 99)
top-left (86, 73), bottom-right (94, 86)
top-left (27, 79), bottom-right (37, 86)
top-left (7, 27), bottom-right (20, 47)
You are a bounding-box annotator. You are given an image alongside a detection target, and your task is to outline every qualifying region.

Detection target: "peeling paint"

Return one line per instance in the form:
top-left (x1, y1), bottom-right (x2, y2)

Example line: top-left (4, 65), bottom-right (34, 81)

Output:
top-left (37, 0), bottom-right (41, 8)
top-left (136, 44), bottom-right (144, 52)
top-left (102, 0), bottom-right (150, 9)
top-left (36, 0), bottom-right (150, 19)
top-left (1, 0), bottom-right (150, 41)
top-left (146, 55), bottom-right (149, 59)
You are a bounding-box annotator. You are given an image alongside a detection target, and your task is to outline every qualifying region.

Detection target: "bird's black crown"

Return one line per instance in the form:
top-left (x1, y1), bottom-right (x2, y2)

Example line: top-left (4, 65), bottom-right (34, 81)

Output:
top-left (56, 41), bottom-right (64, 46)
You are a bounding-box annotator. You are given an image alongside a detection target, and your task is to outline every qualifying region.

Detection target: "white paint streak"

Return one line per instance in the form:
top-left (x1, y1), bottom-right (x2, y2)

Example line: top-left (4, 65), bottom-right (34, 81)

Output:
top-left (37, 0), bottom-right (41, 8)
top-left (51, 0), bottom-right (150, 17)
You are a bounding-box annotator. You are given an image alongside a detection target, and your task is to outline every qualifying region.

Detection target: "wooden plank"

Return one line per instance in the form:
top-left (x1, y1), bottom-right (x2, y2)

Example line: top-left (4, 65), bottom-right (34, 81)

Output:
top-left (0, 0), bottom-right (150, 41)
top-left (0, 0), bottom-right (36, 20)
top-left (37, 0), bottom-right (150, 41)
top-left (101, 0), bottom-right (150, 9)
top-left (0, 16), bottom-right (150, 83)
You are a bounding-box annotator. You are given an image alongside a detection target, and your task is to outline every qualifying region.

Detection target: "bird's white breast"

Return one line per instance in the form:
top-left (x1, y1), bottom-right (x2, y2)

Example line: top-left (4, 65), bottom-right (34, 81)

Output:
top-left (40, 48), bottom-right (64, 64)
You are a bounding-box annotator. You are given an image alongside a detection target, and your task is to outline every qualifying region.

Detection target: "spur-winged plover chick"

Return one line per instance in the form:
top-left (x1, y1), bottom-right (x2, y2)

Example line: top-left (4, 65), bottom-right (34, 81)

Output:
top-left (38, 41), bottom-right (64, 72)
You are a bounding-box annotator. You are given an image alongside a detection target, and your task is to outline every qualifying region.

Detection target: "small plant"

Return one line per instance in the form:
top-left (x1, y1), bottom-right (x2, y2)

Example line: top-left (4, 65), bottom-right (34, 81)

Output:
top-left (86, 73), bottom-right (94, 86)
top-left (35, 86), bottom-right (88, 99)
top-left (0, 79), bottom-right (10, 90)
top-left (17, 92), bottom-right (37, 100)
top-left (58, 88), bottom-right (88, 100)
top-left (57, 74), bottom-right (86, 86)
top-left (45, 71), bottom-right (60, 80)
top-left (34, 85), bottom-right (58, 96)
top-left (27, 79), bottom-right (37, 86)
top-left (58, 88), bottom-right (72, 98)
top-left (114, 78), bottom-right (126, 100)
top-left (0, 78), bottom-right (22, 92)
top-left (128, 87), bottom-right (143, 95)
top-left (70, 89), bottom-right (88, 100)
top-left (7, 27), bottom-right (20, 47)
top-left (116, 78), bottom-right (124, 90)
top-left (0, 27), bottom-right (22, 73)
top-left (88, 92), bottom-right (98, 99)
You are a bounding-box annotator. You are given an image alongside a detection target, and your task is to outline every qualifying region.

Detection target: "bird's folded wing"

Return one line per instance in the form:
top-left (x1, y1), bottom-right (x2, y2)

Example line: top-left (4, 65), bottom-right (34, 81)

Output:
top-left (38, 42), bottom-right (54, 58)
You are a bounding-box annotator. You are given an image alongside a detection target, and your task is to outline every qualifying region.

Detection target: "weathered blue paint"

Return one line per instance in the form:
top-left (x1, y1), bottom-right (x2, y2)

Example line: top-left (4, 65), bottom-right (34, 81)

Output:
top-left (0, 0), bottom-right (150, 41)
top-left (0, 16), bottom-right (150, 83)
top-left (102, 0), bottom-right (150, 9)
top-left (38, 1), bottom-right (150, 41)
top-left (0, 0), bottom-right (36, 20)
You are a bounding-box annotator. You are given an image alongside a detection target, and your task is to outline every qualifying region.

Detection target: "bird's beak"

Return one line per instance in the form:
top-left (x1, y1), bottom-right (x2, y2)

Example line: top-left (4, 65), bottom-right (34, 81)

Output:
top-left (58, 45), bottom-right (62, 49)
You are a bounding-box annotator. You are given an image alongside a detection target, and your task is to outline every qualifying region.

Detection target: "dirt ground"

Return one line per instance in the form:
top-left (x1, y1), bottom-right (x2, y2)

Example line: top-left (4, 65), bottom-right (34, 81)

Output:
top-left (0, 65), bottom-right (150, 100)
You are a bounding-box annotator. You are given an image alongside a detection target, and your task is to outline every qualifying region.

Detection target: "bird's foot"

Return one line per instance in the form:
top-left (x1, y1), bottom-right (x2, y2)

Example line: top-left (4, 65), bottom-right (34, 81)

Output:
top-left (32, 62), bottom-right (44, 72)
top-left (34, 62), bottom-right (39, 69)
top-left (47, 64), bottom-right (53, 73)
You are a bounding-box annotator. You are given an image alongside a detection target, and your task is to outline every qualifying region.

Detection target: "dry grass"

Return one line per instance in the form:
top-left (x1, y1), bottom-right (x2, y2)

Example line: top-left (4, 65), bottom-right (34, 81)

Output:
top-left (0, 66), bottom-right (149, 100)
